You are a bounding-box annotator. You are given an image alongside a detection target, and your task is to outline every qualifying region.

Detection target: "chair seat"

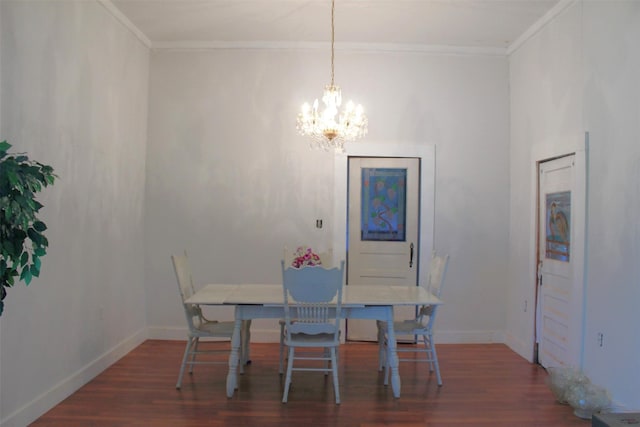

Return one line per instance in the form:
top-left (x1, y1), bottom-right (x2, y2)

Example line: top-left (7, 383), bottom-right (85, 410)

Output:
top-left (377, 319), bottom-right (429, 334)
top-left (286, 333), bottom-right (339, 346)
top-left (194, 320), bottom-right (235, 336)
top-left (394, 320), bottom-right (429, 334)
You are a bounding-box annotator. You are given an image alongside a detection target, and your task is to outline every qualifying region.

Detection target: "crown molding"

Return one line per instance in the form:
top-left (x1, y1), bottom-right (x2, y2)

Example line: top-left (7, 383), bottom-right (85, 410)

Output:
top-left (507, 0), bottom-right (578, 55)
top-left (100, 0), bottom-right (551, 58)
top-left (151, 40), bottom-right (507, 57)
top-left (98, 0), bottom-right (152, 49)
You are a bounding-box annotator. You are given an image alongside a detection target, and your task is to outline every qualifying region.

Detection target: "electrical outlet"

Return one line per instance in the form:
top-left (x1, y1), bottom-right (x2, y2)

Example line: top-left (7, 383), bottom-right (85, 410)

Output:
top-left (597, 332), bottom-right (604, 347)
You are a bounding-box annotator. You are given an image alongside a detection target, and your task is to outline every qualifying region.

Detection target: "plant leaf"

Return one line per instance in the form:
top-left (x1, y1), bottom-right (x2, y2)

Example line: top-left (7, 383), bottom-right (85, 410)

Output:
top-left (33, 221), bottom-right (47, 232)
top-left (20, 267), bottom-right (32, 285)
top-left (31, 263), bottom-right (40, 278)
top-left (7, 170), bottom-right (18, 187)
top-left (0, 140), bottom-right (10, 153)
top-left (3, 240), bottom-right (14, 255)
top-left (27, 228), bottom-right (42, 245)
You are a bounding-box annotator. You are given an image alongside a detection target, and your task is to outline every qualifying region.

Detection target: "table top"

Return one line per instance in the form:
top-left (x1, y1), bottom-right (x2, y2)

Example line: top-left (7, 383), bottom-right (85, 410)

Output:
top-left (186, 283), bottom-right (441, 307)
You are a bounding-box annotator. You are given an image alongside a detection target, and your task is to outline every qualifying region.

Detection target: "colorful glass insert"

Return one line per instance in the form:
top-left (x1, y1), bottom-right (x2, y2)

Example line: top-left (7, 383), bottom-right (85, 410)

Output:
top-left (361, 168), bottom-right (407, 241)
top-left (545, 191), bottom-right (571, 262)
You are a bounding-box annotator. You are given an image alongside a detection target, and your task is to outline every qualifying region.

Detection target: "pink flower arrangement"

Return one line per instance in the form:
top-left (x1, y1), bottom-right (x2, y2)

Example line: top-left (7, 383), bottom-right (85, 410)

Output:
top-left (291, 246), bottom-right (322, 268)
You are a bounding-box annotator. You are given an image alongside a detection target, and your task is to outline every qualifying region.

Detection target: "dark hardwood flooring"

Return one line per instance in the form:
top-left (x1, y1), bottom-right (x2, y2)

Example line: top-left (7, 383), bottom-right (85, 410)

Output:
top-left (32, 341), bottom-right (588, 426)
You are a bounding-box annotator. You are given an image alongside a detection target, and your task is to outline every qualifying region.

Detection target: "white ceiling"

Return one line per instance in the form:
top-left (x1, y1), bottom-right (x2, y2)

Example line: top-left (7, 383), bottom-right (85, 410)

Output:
top-left (108, 0), bottom-right (561, 52)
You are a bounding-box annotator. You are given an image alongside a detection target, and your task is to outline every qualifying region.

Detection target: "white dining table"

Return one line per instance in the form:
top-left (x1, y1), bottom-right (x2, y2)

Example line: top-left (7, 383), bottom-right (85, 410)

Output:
top-left (186, 283), bottom-right (441, 398)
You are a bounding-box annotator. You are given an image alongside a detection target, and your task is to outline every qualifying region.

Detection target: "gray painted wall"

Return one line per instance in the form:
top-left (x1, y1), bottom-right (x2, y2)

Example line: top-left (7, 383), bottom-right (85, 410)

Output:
top-left (0, 1), bottom-right (149, 425)
top-left (508, 0), bottom-right (640, 411)
top-left (144, 49), bottom-right (510, 342)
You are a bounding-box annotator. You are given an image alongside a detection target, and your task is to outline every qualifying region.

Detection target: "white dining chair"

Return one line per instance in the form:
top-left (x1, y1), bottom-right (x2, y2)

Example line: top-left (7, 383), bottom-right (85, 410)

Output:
top-left (378, 250), bottom-right (450, 386)
top-left (279, 247), bottom-right (333, 374)
top-left (281, 259), bottom-right (345, 404)
top-left (171, 251), bottom-right (238, 389)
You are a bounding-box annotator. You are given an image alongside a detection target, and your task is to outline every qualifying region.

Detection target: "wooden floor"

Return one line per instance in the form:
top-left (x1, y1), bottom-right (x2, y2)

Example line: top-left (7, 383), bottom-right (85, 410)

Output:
top-left (33, 341), bottom-right (588, 426)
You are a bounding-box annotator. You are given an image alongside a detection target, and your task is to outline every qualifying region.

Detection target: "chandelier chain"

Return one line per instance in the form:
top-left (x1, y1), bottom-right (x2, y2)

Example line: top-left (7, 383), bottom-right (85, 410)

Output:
top-left (330, 0), bottom-right (335, 86)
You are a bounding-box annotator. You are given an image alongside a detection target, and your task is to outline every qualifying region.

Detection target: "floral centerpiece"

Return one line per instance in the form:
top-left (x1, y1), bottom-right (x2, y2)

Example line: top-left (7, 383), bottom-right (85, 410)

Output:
top-left (291, 246), bottom-right (322, 268)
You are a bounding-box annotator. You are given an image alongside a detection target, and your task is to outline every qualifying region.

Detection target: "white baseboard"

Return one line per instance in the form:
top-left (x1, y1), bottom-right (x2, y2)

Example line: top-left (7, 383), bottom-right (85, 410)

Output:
top-left (0, 328), bottom-right (147, 427)
top-left (434, 330), bottom-right (506, 344)
top-left (147, 326), bottom-right (193, 341)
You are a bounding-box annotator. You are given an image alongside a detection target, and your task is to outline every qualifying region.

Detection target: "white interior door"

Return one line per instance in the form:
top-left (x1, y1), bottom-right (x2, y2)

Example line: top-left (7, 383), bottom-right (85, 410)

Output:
top-left (536, 154), bottom-right (585, 368)
top-left (346, 157), bottom-right (420, 341)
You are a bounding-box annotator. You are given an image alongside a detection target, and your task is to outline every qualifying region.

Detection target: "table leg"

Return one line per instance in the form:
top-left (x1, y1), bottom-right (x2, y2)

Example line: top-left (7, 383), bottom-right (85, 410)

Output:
top-left (385, 307), bottom-right (401, 398)
top-left (241, 319), bottom-right (252, 366)
top-left (226, 307), bottom-right (242, 398)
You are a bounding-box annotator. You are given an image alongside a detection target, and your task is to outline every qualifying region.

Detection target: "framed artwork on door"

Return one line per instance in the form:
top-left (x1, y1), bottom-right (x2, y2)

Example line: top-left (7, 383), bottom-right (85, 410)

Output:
top-left (545, 190), bottom-right (571, 262)
top-left (361, 168), bottom-right (407, 241)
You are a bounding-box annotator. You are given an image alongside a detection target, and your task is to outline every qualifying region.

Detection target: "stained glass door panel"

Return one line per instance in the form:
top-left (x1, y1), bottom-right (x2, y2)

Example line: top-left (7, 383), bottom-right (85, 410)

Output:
top-left (545, 191), bottom-right (571, 262)
top-left (361, 168), bottom-right (407, 242)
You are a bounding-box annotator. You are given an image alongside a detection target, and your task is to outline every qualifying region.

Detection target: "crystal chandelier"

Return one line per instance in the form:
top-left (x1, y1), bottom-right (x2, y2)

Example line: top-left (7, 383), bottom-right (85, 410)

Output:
top-left (296, 0), bottom-right (368, 152)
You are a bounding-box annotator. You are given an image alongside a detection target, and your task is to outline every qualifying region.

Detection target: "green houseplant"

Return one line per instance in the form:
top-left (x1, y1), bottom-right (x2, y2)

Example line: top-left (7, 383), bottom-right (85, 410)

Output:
top-left (0, 140), bottom-right (56, 316)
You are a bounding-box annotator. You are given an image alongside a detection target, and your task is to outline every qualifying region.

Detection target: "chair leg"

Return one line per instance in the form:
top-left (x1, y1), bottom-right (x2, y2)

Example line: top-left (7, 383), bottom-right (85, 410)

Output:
top-left (324, 348), bottom-right (332, 374)
top-left (384, 338), bottom-right (391, 386)
top-left (377, 323), bottom-right (386, 372)
top-left (428, 333), bottom-right (442, 386)
top-left (331, 347), bottom-right (340, 404)
top-left (382, 331), bottom-right (443, 388)
top-left (279, 323), bottom-right (285, 375)
top-left (418, 334), bottom-right (432, 371)
top-left (282, 347), bottom-right (295, 403)
top-left (176, 336), bottom-right (196, 389)
top-left (189, 337), bottom-right (200, 374)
